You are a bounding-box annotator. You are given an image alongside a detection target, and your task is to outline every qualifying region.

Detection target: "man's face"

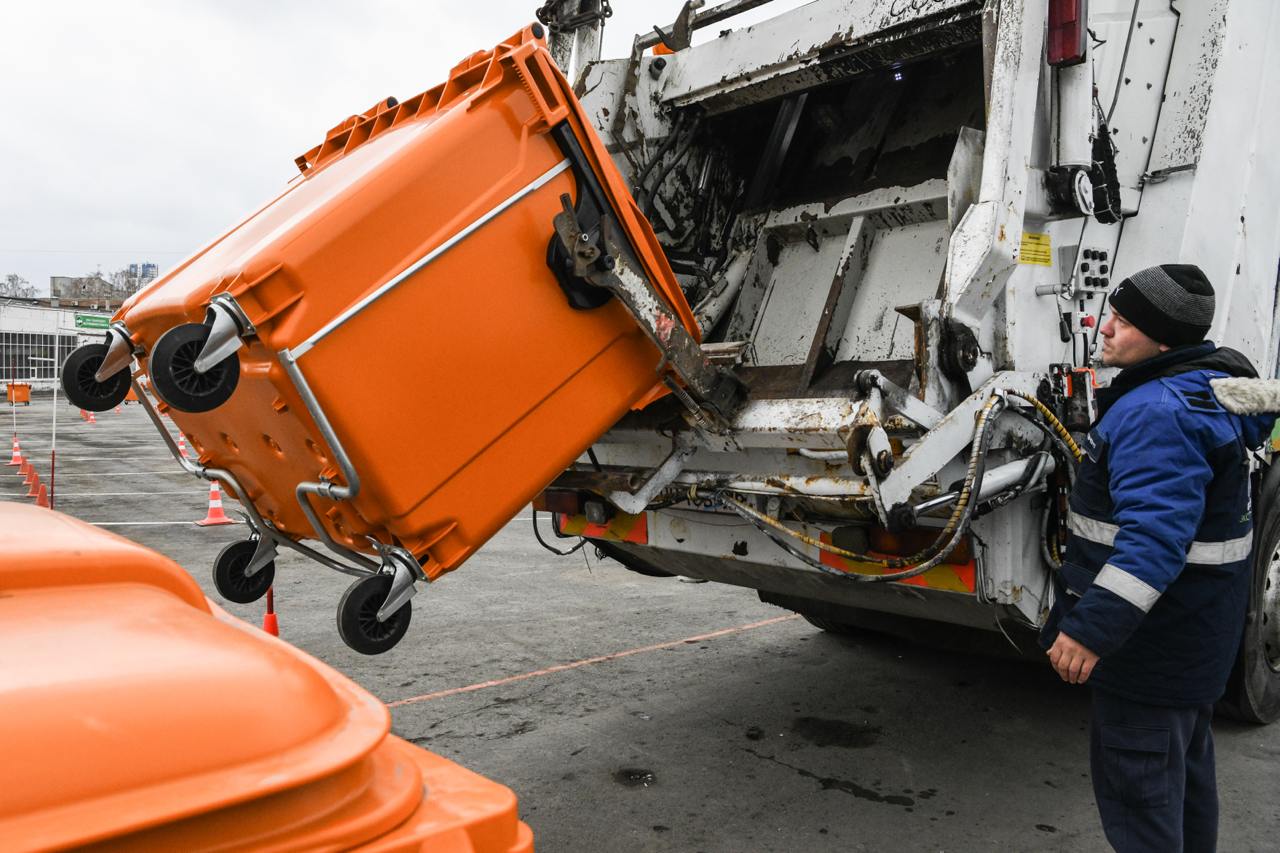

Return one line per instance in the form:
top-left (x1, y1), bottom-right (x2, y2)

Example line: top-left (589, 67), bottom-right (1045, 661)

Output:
top-left (1099, 308), bottom-right (1167, 367)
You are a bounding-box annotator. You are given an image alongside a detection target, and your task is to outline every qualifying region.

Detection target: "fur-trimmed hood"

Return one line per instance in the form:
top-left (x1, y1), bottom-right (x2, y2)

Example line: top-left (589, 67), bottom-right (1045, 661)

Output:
top-left (1210, 377), bottom-right (1280, 415)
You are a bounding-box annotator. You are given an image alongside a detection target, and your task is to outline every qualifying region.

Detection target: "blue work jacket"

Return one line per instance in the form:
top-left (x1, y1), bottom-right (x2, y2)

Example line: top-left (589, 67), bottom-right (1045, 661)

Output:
top-left (1041, 344), bottom-right (1273, 706)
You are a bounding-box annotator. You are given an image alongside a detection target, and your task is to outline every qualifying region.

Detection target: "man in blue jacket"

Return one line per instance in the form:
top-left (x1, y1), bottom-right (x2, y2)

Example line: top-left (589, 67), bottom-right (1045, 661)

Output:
top-left (1041, 263), bottom-right (1275, 852)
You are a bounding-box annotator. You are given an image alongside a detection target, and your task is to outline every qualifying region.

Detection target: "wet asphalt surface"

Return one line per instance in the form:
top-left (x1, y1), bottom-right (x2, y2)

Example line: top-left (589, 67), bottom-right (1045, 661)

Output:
top-left (3, 393), bottom-right (1278, 852)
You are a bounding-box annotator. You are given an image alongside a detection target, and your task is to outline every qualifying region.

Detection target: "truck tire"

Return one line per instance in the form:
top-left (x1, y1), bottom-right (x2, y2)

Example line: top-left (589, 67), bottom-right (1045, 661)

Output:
top-left (760, 591), bottom-right (1039, 658)
top-left (1218, 463), bottom-right (1280, 724)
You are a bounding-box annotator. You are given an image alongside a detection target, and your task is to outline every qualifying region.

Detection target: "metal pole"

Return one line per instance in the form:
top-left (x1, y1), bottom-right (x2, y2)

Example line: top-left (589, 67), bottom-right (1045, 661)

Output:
top-left (44, 352), bottom-right (57, 510)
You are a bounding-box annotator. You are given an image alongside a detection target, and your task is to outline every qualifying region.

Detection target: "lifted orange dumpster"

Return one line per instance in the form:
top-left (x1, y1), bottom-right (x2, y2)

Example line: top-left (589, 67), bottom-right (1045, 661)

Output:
top-left (0, 503), bottom-right (533, 852)
top-left (57, 23), bottom-right (740, 655)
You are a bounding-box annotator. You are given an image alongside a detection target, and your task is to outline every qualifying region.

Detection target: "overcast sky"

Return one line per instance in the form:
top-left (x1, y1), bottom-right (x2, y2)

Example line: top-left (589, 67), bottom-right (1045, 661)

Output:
top-left (0, 1), bottom-right (807, 295)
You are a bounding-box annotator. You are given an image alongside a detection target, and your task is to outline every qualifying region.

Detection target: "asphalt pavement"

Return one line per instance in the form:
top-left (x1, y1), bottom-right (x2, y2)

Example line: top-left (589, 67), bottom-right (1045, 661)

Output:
top-left (3, 393), bottom-right (1277, 852)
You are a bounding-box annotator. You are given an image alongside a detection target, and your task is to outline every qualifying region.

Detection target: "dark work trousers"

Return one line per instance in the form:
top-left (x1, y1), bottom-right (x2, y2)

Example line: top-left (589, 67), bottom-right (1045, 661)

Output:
top-left (1090, 688), bottom-right (1218, 853)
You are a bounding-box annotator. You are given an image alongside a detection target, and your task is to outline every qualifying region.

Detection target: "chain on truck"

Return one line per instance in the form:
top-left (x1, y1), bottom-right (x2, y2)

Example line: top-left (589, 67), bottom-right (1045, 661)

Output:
top-left (531, 0), bottom-right (1280, 723)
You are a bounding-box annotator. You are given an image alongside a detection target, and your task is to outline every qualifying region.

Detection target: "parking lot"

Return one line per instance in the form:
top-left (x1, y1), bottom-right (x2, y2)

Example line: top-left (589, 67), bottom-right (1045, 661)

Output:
top-left (4, 393), bottom-right (1278, 852)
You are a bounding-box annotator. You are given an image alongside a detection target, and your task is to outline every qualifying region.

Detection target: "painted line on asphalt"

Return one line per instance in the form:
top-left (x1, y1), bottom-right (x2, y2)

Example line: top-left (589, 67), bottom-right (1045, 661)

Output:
top-left (0, 491), bottom-right (203, 498)
top-left (48, 491), bottom-right (207, 498)
top-left (40, 456), bottom-right (177, 462)
top-left (87, 521), bottom-right (244, 527)
top-left (44, 471), bottom-right (191, 477)
top-left (386, 614), bottom-right (802, 708)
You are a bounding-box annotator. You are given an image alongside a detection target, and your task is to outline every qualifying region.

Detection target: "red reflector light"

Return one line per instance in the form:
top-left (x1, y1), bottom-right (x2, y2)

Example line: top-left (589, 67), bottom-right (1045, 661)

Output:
top-left (1048, 0), bottom-right (1088, 67)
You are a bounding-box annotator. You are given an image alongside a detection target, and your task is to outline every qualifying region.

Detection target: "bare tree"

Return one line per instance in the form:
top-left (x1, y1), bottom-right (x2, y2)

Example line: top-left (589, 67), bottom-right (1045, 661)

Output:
top-left (0, 274), bottom-right (35, 298)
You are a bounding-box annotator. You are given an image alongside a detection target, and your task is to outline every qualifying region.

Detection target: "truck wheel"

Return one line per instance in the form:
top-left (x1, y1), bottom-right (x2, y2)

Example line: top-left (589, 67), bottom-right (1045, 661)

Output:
top-left (150, 322), bottom-right (240, 413)
top-left (61, 343), bottom-right (131, 412)
top-left (337, 574), bottom-right (412, 655)
top-left (212, 539), bottom-right (275, 604)
top-left (1219, 485), bottom-right (1280, 724)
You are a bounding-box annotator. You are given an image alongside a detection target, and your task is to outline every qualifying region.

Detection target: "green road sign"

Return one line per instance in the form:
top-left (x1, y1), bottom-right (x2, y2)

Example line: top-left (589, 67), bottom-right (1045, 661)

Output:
top-left (74, 314), bottom-right (110, 330)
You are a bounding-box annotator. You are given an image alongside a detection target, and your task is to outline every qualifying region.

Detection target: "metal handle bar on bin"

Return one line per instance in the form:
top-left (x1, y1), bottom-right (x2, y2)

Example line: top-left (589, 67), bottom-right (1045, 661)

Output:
top-left (130, 375), bottom-right (377, 578)
top-left (278, 351), bottom-right (424, 597)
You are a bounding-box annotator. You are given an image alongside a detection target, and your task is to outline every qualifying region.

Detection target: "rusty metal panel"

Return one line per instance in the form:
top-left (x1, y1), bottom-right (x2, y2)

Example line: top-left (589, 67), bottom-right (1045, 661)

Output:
top-left (655, 0), bottom-right (983, 113)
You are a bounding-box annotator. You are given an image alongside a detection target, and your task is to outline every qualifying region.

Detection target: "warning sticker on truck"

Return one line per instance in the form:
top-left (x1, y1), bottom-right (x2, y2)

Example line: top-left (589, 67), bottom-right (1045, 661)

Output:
top-left (1019, 232), bottom-right (1052, 265)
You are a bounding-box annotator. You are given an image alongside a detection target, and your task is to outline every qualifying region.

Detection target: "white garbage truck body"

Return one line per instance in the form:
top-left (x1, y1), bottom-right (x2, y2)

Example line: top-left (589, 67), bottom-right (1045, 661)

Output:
top-left (533, 0), bottom-right (1280, 721)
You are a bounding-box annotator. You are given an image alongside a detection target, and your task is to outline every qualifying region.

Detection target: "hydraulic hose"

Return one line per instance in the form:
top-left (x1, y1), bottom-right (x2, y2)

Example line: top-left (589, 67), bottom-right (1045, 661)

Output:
top-left (638, 116), bottom-right (702, 216)
top-left (716, 393), bottom-right (1008, 582)
top-left (1041, 497), bottom-right (1063, 570)
top-left (1004, 390), bottom-right (1083, 462)
top-left (1002, 396), bottom-right (1077, 570)
top-left (532, 509), bottom-right (586, 556)
top-left (632, 112), bottom-right (687, 193)
top-left (1007, 406), bottom-right (1078, 487)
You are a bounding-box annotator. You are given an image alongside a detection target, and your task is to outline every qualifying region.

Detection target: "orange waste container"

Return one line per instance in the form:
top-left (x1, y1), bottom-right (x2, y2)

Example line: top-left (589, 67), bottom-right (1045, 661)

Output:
top-left (6, 383), bottom-right (31, 405)
top-left (57, 25), bottom-right (714, 653)
top-left (0, 503), bottom-right (534, 852)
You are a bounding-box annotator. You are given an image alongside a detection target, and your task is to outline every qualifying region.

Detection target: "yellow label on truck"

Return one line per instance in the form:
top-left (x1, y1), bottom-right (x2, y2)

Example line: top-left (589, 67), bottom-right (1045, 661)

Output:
top-left (1019, 231), bottom-right (1052, 265)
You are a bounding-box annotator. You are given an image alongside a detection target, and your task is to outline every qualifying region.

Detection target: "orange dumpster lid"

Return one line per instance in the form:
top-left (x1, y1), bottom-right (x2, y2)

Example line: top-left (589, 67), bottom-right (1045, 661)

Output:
top-left (0, 504), bottom-right (531, 852)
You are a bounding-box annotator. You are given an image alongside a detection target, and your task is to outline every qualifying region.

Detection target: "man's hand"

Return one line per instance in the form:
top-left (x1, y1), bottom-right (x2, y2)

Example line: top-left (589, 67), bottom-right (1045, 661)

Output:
top-left (1047, 632), bottom-right (1100, 684)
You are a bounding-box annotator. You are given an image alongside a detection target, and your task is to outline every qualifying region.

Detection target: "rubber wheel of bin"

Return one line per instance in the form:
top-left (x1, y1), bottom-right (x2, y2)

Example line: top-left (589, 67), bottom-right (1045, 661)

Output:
top-left (212, 539), bottom-right (275, 604)
top-left (337, 574), bottom-right (412, 656)
top-left (150, 322), bottom-right (240, 413)
top-left (61, 343), bottom-right (131, 412)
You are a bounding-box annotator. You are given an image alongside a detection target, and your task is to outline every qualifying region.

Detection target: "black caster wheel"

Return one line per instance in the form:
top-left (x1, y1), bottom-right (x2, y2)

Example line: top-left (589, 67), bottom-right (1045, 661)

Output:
top-left (61, 343), bottom-right (131, 412)
top-left (212, 539), bottom-right (275, 604)
top-left (337, 574), bottom-right (412, 655)
top-left (150, 322), bottom-right (240, 413)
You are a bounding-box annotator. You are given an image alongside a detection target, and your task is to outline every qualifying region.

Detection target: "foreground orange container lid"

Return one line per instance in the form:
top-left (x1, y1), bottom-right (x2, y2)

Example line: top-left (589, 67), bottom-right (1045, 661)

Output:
top-left (0, 503), bottom-right (533, 852)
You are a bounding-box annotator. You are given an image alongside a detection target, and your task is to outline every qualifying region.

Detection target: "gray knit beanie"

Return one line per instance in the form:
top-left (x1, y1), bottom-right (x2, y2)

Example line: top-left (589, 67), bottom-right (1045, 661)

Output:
top-left (1108, 264), bottom-right (1215, 346)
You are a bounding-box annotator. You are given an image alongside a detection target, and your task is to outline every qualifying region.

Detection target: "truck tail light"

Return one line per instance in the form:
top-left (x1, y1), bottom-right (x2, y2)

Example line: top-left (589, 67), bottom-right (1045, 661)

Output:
top-left (1048, 0), bottom-right (1088, 67)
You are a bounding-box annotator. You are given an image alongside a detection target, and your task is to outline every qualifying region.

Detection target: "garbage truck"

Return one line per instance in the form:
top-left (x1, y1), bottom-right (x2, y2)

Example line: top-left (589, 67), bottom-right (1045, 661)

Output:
top-left (59, 0), bottom-right (1280, 723)
top-left (528, 0), bottom-right (1280, 723)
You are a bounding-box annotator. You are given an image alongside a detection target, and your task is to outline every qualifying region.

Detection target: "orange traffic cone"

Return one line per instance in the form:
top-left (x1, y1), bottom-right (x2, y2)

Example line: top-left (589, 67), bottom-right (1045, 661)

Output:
top-left (25, 470), bottom-right (40, 498)
top-left (17, 458), bottom-right (30, 478)
top-left (262, 586), bottom-right (279, 636)
top-left (86, 410), bottom-right (97, 424)
top-left (195, 480), bottom-right (233, 526)
top-left (177, 434), bottom-right (189, 459)
top-left (35, 483), bottom-right (49, 508)
top-left (79, 409), bottom-right (87, 421)
top-left (6, 435), bottom-right (21, 467)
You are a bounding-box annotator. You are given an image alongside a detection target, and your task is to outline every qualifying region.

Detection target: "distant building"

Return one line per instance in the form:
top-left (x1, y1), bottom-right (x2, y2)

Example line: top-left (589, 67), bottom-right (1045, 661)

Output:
top-left (128, 262), bottom-right (159, 284)
top-left (48, 274), bottom-right (131, 311)
top-left (1, 298), bottom-right (110, 391)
